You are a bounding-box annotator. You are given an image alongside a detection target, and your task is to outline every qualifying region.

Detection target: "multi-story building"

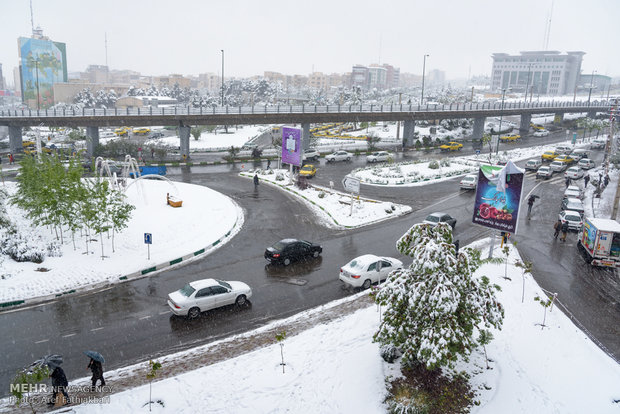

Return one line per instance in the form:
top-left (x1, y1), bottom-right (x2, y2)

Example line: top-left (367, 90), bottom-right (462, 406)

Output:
top-left (577, 73), bottom-right (612, 97)
top-left (17, 27), bottom-right (68, 108)
top-left (427, 69), bottom-right (445, 86)
top-left (351, 65), bottom-right (369, 89)
top-left (308, 72), bottom-right (327, 90)
top-left (351, 63), bottom-right (400, 90)
top-left (0, 63), bottom-right (4, 90)
top-left (368, 65), bottom-right (387, 89)
top-left (491, 50), bottom-right (584, 95)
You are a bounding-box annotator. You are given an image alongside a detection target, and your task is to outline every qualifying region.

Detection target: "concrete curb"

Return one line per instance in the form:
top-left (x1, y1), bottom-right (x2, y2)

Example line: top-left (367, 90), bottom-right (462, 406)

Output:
top-left (239, 172), bottom-right (411, 229)
top-left (0, 205), bottom-right (244, 311)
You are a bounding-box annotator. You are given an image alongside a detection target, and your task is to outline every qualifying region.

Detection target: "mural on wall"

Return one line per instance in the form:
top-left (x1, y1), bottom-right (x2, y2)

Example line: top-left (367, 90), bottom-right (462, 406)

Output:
top-left (19, 37), bottom-right (67, 108)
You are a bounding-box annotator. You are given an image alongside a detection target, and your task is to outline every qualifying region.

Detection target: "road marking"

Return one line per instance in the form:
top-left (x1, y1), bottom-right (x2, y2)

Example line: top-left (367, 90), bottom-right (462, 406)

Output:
top-left (90, 327), bottom-right (104, 332)
top-left (35, 339), bottom-right (49, 344)
top-left (139, 315), bottom-right (151, 320)
top-left (423, 191), bottom-right (464, 211)
top-left (62, 333), bottom-right (76, 338)
top-left (159, 310), bottom-right (171, 315)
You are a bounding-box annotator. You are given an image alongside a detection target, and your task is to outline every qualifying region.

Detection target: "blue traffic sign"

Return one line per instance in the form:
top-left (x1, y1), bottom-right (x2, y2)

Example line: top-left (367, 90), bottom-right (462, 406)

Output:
top-left (144, 233), bottom-right (152, 244)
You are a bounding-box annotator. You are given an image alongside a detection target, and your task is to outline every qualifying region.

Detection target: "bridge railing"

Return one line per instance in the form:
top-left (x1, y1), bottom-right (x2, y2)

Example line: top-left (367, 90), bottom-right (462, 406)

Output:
top-left (0, 100), bottom-right (611, 118)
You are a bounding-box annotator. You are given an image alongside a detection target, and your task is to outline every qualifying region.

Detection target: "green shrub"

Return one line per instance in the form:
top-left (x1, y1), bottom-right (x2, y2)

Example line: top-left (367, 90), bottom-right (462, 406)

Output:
top-left (428, 160), bottom-right (439, 169)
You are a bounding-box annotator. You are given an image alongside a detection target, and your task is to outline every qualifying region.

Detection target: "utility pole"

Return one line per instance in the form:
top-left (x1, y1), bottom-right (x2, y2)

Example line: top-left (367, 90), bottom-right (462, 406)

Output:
top-left (35, 59), bottom-right (40, 110)
top-left (396, 92), bottom-right (401, 144)
top-left (608, 100), bottom-right (619, 218)
top-left (420, 54), bottom-right (429, 105)
top-left (221, 49), bottom-right (225, 106)
top-left (587, 70), bottom-right (596, 105)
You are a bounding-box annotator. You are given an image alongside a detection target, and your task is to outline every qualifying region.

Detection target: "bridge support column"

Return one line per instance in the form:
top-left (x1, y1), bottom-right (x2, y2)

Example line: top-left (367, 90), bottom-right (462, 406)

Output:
top-left (301, 123), bottom-right (310, 151)
top-left (403, 120), bottom-right (416, 148)
top-left (519, 113), bottom-right (531, 136)
top-left (8, 126), bottom-right (23, 153)
top-left (553, 113), bottom-right (564, 125)
top-left (472, 117), bottom-right (485, 149)
top-left (86, 126), bottom-right (99, 158)
top-left (179, 125), bottom-right (190, 161)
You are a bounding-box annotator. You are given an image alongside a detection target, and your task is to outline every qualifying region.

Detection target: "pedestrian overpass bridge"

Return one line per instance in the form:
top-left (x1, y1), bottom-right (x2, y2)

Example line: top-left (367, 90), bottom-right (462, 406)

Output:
top-left (0, 100), bottom-right (611, 158)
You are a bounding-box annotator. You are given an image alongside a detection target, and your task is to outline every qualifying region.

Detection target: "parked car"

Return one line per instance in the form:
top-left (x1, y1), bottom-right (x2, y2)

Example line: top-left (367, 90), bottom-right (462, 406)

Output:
top-left (555, 145), bottom-right (573, 155)
top-left (533, 129), bottom-right (550, 137)
top-left (439, 141), bottom-right (463, 151)
top-left (570, 149), bottom-right (589, 161)
top-left (459, 174), bottom-right (478, 190)
top-left (564, 166), bottom-right (584, 180)
top-left (423, 212), bottom-right (456, 229)
top-left (366, 151), bottom-right (391, 163)
top-left (564, 185), bottom-right (584, 200)
top-left (590, 138), bottom-right (607, 149)
top-left (325, 150), bottom-right (352, 162)
top-left (559, 210), bottom-right (584, 231)
top-left (554, 155), bottom-right (575, 165)
top-left (302, 149), bottom-right (320, 161)
top-left (149, 131), bottom-right (165, 139)
top-left (525, 159), bottom-right (542, 171)
top-left (549, 161), bottom-right (568, 172)
top-left (299, 164), bottom-right (317, 178)
top-left (578, 158), bottom-right (595, 169)
top-left (339, 254), bottom-right (403, 289)
top-left (541, 150), bottom-right (559, 162)
top-left (561, 197), bottom-right (585, 215)
top-left (167, 278), bottom-right (252, 319)
top-left (536, 166), bottom-right (553, 179)
top-left (264, 238), bottom-right (322, 266)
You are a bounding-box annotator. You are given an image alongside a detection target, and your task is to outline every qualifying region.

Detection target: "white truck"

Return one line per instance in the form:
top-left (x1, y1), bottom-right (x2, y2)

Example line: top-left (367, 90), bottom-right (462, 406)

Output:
top-left (577, 218), bottom-right (620, 268)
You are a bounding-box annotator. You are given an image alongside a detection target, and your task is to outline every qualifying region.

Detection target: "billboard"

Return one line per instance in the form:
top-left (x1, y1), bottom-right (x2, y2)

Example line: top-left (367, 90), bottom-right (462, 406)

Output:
top-left (18, 37), bottom-right (68, 109)
top-left (472, 161), bottom-right (525, 234)
top-left (281, 127), bottom-right (301, 166)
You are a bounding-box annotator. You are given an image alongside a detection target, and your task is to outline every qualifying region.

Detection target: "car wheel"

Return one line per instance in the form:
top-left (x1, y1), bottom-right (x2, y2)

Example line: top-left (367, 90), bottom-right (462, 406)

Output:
top-left (346, 157), bottom-right (351, 161)
top-left (283, 258), bottom-right (291, 266)
top-left (312, 250), bottom-right (319, 258)
top-left (362, 279), bottom-right (372, 290)
top-left (235, 295), bottom-right (247, 307)
top-left (187, 307), bottom-right (201, 319)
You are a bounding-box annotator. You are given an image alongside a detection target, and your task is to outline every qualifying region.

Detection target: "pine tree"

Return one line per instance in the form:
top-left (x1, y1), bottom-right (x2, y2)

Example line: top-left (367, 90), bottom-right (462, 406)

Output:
top-left (373, 222), bottom-right (504, 370)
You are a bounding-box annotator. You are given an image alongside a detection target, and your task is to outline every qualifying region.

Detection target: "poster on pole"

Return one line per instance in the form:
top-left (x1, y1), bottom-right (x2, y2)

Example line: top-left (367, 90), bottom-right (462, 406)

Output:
top-left (472, 161), bottom-right (525, 234)
top-left (281, 127), bottom-right (301, 167)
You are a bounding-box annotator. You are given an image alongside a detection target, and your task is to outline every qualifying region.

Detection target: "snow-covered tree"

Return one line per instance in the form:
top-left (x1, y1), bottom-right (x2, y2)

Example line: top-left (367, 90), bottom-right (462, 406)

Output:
top-left (373, 222), bottom-right (504, 370)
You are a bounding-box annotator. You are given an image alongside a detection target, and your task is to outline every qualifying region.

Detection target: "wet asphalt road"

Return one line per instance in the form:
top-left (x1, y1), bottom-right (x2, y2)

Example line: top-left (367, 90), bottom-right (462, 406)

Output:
top-left (1, 130), bottom-right (618, 396)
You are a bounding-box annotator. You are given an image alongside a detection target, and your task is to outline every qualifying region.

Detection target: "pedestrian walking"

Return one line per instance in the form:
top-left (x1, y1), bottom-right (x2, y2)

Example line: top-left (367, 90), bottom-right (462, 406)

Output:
top-left (151, 148), bottom-right (155, 159)
top-left (87, 358), bottom-right (105, 389)
top-left (527, 195), bottom-right (536, 219)
top-left (553, 219), bottom-right (561, 239)
top-left (267, 159), bottom-right (271, 169)
top-left (604, 174), bottom-right (610, 187)
top-left (49, 366), bottom-right (69, 406)
top-left (560, 221), bottom-right (569, 242)
top-left (253, 173), bottom-right (259, 188)
top-left (565, 176), bottom-right (571, 188)
top-left (584, 174), bottom-right (590, 187)
top-left (8, 153), bottom-right (14, 165)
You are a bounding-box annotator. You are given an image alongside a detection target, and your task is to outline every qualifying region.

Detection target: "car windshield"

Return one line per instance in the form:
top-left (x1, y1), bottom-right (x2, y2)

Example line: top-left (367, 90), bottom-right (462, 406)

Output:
top-left (301, 166), bottom-right (311, 171)
top-left (462, 177), bottom-right (475, 182)
top-left (346, 259), bottom-right (366, 270)
top-left (565, 214), bottom-right (581, 222)
top-left (272, 241), bottom-right (288, 250)
top-left (179, 284), bottom-right (196, 297)
top-left (425, 215), bottom-right (440, 222)
top-left (216, 279), bottom-right (231, 289)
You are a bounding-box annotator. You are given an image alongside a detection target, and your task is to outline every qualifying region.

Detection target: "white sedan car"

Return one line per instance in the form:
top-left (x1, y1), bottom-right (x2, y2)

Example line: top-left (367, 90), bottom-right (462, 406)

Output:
top-left (564, 166), bottom-right (584, 180)
top-left (459, 174), bottom-right (478, 190)
top-left (533, 129), bottom-right (549, 137)
top-left (339, 254), bottom-right (403, 289)
top-left (549, 161), bottom-right (567, 172)
top-left (326, 150), bottom-right (353, 162)
top-left (559, 210), bottom-right (583, 231)
top-left (366, 151), bottom-right (391, 163)
top-left (168, 278), bottom-right (252, 319)
top-left (564, 185), bottom-right (584, 200)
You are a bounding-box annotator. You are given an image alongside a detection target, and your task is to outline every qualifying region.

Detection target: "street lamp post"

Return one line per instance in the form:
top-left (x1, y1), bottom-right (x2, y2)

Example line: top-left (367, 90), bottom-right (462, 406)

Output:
top-left (34, 59), bottom-right (40, 111)
top-left (420, 54), bottom-right (429, 105)
top-left (496, 88), bottom-right (510, 154)
top-left (221, 49), bottom-right (225, 106)
top-left (587, 70), bottom-right (596, 106)
top-left (524, 64), bottom-right (532, 103)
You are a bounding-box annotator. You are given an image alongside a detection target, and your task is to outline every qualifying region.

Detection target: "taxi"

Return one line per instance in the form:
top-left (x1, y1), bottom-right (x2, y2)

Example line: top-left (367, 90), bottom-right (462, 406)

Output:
top-left (499, 134), bottom-right (520, 142)
top-left (439, 141), bottom-right (463, 151)
top-left (299, 164), bottom-right (317, 178)
top-left (133, 127), bottom-right (151, 135)
top-left (541, 150), bottom-right (559, 162)
top-left (114, 127), bottom-right (131, 136)
top-left (554, 154), bottom-right (575, 164)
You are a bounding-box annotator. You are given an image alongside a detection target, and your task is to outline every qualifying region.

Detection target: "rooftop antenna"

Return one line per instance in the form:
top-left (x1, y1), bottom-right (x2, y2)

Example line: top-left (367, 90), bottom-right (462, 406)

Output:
top-left (543, 0), bottom-right (554, 50)
top-left (29, 0), bottom-right (35, 36)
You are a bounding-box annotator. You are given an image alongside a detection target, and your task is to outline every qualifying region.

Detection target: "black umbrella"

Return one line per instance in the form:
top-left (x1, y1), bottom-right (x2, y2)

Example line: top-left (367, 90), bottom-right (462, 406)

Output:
top-left (84, 350), bottom-right (105, 364)
top-left (33, 354), bottom-right (63, 369)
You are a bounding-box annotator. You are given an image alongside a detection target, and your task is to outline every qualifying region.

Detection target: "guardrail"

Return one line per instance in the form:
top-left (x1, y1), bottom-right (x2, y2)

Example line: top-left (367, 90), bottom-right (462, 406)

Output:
top-left (0, 100), bottom-right (612, 118)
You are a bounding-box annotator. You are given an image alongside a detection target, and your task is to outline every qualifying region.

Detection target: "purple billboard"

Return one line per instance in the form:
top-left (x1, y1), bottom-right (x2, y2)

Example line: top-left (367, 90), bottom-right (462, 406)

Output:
top-left (281, 127), bottom-right (301, 166)
top-left (472, 161), bottom-right (525, 234)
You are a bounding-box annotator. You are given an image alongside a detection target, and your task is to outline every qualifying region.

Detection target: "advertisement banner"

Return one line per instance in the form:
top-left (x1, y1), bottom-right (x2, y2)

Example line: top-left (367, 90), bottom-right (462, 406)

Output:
top-left (472, 161), bottom-right (525, 234)
top-left (281, 127), bottom-right (301, 166)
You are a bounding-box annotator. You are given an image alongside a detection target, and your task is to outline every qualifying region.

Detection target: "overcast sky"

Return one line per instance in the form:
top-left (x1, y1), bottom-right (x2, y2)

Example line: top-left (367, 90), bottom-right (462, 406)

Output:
top-left (1, 0), bottom-right (618, 84)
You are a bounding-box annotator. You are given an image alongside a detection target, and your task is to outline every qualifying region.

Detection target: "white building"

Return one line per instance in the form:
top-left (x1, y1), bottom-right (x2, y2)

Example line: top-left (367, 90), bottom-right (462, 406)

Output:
top-left (491, 51), bottom-right (584, 96)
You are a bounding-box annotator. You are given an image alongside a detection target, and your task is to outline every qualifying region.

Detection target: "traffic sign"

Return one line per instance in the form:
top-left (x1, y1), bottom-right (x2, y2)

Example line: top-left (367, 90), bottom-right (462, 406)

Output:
top-left (342, 176), bottom-right (360, 193)
top-left (144, 233), bottom-right (152, 244)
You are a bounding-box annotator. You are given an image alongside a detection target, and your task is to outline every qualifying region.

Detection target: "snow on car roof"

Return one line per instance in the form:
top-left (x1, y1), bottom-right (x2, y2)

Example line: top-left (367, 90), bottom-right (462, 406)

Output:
top-left (189, 278), bottom-right (218, 289)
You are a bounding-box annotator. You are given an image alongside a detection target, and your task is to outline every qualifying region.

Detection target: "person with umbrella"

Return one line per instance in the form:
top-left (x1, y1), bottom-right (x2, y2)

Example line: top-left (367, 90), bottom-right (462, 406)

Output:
top-left (32, 355), bottom-right (69, 406)
top-left (527, 194), bottom-right (539, 219)
top-left (85, 350), bottom-right (106, 389)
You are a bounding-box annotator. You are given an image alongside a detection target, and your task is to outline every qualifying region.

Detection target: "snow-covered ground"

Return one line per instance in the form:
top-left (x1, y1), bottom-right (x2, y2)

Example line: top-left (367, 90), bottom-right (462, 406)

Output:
top-left (150, 125), bottom-right (268, 150)
top-left (0, 179), bottom-right (243, 305)
top-left (240, 169), bottom-right (411, 228)
top-left (28, 239), bottom-right (620, 414)
top-left (351, 138), bottom-right (594, 187)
